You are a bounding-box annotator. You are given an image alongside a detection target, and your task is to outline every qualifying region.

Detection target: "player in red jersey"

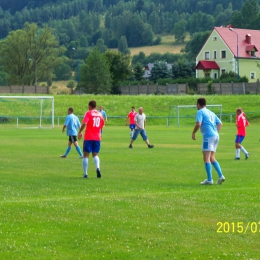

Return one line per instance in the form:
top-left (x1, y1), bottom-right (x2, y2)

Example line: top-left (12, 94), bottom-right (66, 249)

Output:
top-left (235, 108), bottom-right (250, 160)
top-left (126, 106), bottom-right (137, 138)
top-left (78, 100), bottom-right (104, 178)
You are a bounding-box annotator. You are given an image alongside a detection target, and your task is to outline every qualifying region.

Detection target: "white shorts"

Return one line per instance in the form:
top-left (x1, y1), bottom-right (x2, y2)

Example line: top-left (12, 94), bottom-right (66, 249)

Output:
top-left (202, 136), bottom-right (219, 152)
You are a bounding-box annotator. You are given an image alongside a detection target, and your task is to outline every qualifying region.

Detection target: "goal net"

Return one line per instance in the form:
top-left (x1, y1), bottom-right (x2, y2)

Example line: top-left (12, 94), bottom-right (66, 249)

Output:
top-left (0, 96), bottom-right (54, 128)
top-left (168, 104), bottom-right (222, 127)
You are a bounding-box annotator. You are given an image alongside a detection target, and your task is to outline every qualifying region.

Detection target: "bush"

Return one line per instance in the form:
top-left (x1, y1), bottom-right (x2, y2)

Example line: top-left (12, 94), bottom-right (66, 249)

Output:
top-left (67, 80), bottom-right (75, 89)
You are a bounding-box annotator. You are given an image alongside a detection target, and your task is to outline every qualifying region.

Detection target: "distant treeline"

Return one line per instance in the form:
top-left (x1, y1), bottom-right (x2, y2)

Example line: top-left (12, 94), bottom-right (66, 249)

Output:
top-left (0, 0), bottom-right (248, 48)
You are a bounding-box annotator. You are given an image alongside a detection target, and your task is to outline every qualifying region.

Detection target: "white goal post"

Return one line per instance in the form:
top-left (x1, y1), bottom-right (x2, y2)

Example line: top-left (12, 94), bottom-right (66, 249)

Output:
top-left (0, 96), bottom-right (54, 128)
top-left (169, 104), bottom-right (222, 127)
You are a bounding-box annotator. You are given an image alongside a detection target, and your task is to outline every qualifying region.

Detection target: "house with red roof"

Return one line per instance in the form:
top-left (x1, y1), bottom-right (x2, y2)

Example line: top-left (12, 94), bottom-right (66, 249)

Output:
top-left (195, 26), bottom-right (260, 82)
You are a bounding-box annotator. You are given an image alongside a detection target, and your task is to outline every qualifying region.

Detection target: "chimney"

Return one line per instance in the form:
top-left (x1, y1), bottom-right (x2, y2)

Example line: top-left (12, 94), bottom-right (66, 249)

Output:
top-left (246, 34), bottom-right (251, 44)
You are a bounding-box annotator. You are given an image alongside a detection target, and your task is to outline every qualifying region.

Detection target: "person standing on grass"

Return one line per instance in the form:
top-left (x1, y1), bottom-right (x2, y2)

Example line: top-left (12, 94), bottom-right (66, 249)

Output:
top-left (98, 106), bottom-right (108, 122)
top-left (235, 108), bottom-right (250, 160)
top-left (192, 98), bottom-right (225, 185)
top-left (78, 100), bottom-right (104, 178)
top-left (60, 107), bottom-right (83, 159)
top-left (129, 107), bottom-right (154, 149)
top-left (126, 106), bottom-right (137, 138)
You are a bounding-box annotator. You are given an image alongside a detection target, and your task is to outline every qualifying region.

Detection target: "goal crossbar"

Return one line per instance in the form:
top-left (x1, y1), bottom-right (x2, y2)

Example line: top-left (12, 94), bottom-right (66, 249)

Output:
top-left (170, 104), bottom-right (222, 127)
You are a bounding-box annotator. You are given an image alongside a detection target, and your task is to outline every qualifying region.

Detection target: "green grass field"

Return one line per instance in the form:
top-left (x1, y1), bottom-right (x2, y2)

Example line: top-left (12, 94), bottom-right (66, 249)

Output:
top-left (0, 122), bottom-right (260, 259)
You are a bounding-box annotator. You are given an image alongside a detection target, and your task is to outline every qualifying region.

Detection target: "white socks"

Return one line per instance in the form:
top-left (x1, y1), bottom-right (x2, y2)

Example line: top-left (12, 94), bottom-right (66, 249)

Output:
top-left (236, 149), bottom-right (240, 158)
top-left (93, 156), bottom-right (100, 169)
top-left (82, 158), bottom-right (88, 176)
top-left (240, 146), bottom-right (248, 155)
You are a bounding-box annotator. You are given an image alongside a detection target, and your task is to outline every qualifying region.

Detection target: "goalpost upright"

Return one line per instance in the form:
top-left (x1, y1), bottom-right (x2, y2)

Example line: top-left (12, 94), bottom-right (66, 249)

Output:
top-left (0, 96), bottom-right (55, 128)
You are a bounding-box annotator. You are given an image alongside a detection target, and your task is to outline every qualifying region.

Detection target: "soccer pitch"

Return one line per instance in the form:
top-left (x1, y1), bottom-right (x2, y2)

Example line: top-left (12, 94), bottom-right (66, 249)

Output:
top-left (0, 124), bottom-right (259, 259)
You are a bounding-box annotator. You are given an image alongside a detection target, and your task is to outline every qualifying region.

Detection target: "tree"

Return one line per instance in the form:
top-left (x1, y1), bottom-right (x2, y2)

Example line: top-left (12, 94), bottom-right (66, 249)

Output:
top-left (173, 20), bottom-right (187, 43)
top-left (132, 51), bottom-right (146, 65)
top-left (80, 47), bottom-right (112, 94)
top-left (79, 35), bottom-right (88, 48)
top-left (148, 11), bottom-right (160, 34)
top-left (0, 67), bottom-right (8, 86)
top-left (231, 0), bottom-right (259, 29)
top-left (172, 60), bottom-right (195, 79)
top-left (96, 38), bottom-right (107, 53)
top-left (104, 50), bottom-right (132, 93)
top-left (126, 15), bottom-right (154, 47)
top-left (133, 63), bottom-right (144, 81)
top-left (0, 22), bottom-right (65, 85)
top-left (54, 63), bottom-right (71, 80)
top-left (150, 62), bottom-right (172, 82)
top-left (184, 31), bottom-right (211, 59)
top-left (136, 0), bottom-right (144, 12)
top-left (118, 36), bottom-right (130, 54)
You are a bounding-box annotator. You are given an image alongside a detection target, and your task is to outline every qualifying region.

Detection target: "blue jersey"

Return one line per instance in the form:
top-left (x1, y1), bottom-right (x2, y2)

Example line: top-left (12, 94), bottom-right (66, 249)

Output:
top-left (64, 114), bottom-right (81, 136)
top-left (99, 110), bottom-right (107, 120)
top-left (196, 107), bottom-right (221, 138)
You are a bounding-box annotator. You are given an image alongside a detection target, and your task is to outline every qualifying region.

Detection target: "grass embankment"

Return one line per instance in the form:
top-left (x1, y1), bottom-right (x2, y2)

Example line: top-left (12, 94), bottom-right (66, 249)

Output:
top-left (1, 95), bottom-right (260, 126)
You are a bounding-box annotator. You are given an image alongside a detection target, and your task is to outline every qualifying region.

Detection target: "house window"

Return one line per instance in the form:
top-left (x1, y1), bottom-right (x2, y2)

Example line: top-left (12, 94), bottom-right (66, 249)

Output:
top-left (204, 71), bottom-right (210, 77)
top-left (221, 69), bottom-right (226, 75)
top-left (213, 51), bottom-right (217, 59)
top-left (205, 52), bottom-right (210, 59)
top-left (250, 72), bottom-right (255, 79)
top-left (214, 72), bottom-right (218, 79)
top-left (251, 51), bottom-right (255, 57)
top-left (221, 50), bottom-right (226, 58)
top-left (213, 36), bottom-right (217, 41)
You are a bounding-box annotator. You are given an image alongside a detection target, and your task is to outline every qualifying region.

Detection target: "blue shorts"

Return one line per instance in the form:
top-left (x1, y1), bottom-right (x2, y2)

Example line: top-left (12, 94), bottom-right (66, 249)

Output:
top-left (235, 135), bottom-right (244, 144)
top-left (132, 129), bottom-right (148, 141)
top-left (129, 124), bottom-right (136, 130)
top-left (83, 140), bottom-right (101, 153)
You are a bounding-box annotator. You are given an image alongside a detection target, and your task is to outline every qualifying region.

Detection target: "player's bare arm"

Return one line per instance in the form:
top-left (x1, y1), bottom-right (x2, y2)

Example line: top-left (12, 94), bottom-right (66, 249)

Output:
top-left (216, 123), bottom-right (222, 132)
top-left (78, 123), bottom-right (86, 140)
top-left (192, 122), bottom-right (201, 140)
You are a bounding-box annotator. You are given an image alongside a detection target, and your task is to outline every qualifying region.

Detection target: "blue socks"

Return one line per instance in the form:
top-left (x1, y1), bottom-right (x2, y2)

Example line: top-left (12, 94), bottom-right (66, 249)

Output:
top-left (204, 163), bottom-right (212, 181)
top-left (65, 147), bottom-right (71, 156)
top-left (212, 161), bottom-right (223, 178)
top-left (76, 145), bottom-right (83, 156)
top-left (65, 146), bottom-right (83, 157)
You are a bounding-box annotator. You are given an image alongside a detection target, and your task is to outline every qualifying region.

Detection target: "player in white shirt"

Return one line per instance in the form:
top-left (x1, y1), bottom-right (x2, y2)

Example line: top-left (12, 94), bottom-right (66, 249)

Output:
top-left (129, 107), bottom-right (154, 149)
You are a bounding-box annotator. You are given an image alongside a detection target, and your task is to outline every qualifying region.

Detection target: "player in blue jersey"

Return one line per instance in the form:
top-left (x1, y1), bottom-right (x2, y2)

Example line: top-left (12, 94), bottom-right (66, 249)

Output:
top-left (98, 106), bottom-right (108, 122)
top-left (192, 98), bottom-right (225, 185)
top-left (60, 107), bottom-right (83, 158)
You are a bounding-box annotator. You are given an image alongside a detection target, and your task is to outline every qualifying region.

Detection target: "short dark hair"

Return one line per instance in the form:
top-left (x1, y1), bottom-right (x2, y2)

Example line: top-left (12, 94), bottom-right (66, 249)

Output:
top-left (68, 107), bottom-right (73, 113)
top-left (197, 98), bottom-right (206, 107)
top-left (131, 106), bottom-right (135, 109)
top-left (89, 100), bottom-right (96, 108)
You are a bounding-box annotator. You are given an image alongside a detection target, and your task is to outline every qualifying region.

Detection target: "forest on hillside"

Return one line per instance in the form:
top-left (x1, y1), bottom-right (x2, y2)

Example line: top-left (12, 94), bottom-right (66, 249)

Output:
top-left (0, 0), bottom-right (260, 89)
top-left (0, 0), bottom-right (251, 47)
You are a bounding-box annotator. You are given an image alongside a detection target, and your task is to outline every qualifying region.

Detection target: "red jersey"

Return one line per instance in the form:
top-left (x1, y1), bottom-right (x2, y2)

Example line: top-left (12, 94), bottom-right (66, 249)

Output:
top-left (128, 111), bottom-right (137, 124)
top-left (82, 110), bottom-right (104, 141)
top-left (236, 113), bottom-right (249, 136)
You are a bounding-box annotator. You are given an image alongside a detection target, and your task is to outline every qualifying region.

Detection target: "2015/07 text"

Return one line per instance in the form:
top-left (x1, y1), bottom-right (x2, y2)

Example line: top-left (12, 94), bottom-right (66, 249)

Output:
top-left (217, 222), bottom-right (260, 234)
